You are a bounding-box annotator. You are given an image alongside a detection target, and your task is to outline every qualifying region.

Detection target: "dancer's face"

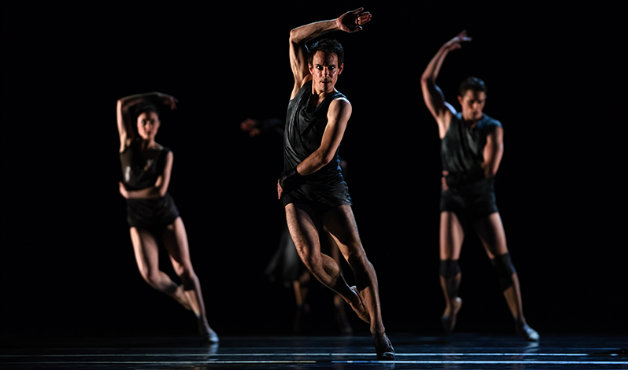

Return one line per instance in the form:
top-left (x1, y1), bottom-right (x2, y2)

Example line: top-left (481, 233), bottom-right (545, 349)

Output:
top-left (309, 51), bottom-right (343, 94)
top-left (136, 111), bottom-right (161, 141)
top-left (458, 90), bottom-right (486, 122)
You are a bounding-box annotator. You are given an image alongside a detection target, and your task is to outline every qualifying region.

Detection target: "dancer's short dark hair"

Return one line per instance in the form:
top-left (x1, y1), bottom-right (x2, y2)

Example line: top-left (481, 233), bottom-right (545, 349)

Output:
top-left (135, 103), bottom-right (160, 118)
top-left (307, 38), bottom-right (344, 66)
top-left (458, 76), bottom-right (487, 96)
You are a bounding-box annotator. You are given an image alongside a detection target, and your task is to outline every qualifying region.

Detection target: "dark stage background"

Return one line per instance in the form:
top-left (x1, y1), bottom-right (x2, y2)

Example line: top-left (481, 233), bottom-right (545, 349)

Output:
top-left (2, 1), bottom-right (626, 339)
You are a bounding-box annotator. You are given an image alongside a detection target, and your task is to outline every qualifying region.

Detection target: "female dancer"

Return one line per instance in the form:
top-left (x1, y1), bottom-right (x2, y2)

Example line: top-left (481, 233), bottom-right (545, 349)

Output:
top-left (117, 92), bottom-right (218, 342)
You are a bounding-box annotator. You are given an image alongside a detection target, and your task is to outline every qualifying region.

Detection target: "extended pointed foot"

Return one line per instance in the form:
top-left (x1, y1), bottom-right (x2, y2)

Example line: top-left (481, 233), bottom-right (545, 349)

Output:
top-left (441, 297), bottom-right (462, 335)
top-left (516, 321), bottom-right (540, 342)
top-left (198, 321), bottom-right (219, 344)
top-left (374, 332), bottom-right (395, 360)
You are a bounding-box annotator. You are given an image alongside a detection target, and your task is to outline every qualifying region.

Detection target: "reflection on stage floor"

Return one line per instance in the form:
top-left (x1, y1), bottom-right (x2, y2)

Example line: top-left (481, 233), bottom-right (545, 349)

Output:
top-left (1, 332), bottom-right (626, 369)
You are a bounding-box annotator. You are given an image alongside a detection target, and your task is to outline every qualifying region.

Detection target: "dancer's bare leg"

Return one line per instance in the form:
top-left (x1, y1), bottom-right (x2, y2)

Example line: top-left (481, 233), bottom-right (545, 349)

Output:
top-left (130, 227), bottom-right (190, 309)
top-left (322, 205), bottom-right (394, 359)
top-left (439, 211), bottom-right (464, 334)
top-left (285, 204), bottom-right (369, 324)
top-left (474, 212), bottom-right (539, 341)
top-left (329, 242), bottom-right (353, 335)
top-left (162, 217), bottom-right (218, 343)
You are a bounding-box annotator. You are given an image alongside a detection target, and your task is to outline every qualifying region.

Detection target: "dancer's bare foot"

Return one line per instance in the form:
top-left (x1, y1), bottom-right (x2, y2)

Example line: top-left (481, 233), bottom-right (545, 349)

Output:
top-left (441, 297), bottom-right (462, 335)
top-left (373, 332), bottom-right (395, 360)
top-left (173, 285), bottom-right (193, 311)
top-left (346, 286), bottom-right (370, 324)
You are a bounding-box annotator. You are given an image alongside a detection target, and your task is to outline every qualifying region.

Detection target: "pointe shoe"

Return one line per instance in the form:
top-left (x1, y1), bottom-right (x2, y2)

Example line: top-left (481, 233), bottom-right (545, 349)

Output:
top-left (441, 297), bottom-right (462, 335)
top-left (516, 321), bottom-right (540, 342)
top-left (349, 286), bottom-right (370, 324)
top-left (374, 333), bottom-right (395, 360)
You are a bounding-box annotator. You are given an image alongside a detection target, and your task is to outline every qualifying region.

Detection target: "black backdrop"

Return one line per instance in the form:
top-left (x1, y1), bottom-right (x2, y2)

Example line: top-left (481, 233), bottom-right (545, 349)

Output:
top-left (2, 1), bottom-right (626, 338)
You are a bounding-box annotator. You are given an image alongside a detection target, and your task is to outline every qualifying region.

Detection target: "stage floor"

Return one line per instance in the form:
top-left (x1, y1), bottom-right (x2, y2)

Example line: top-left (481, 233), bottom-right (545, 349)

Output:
top-left (1, 333), bottom-right (626, 369)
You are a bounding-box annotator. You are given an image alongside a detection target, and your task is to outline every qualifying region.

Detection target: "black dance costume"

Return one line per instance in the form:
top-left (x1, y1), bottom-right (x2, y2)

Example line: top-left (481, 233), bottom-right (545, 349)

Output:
top-left (440, 112), bottom-right (502, 222)
top-left (281, 81), bottom-right (351, 214)
top-left (120, 139), bottom-right (179, 232)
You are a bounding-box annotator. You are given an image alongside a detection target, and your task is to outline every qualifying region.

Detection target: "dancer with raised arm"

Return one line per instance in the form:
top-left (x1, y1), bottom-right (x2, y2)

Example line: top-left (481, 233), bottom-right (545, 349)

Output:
top-left (277, 8), bottom-right (395, 359)
top-left (420, 31), bottom-right (539, 341)
top-left (117, 92), bottom-right (218, 343)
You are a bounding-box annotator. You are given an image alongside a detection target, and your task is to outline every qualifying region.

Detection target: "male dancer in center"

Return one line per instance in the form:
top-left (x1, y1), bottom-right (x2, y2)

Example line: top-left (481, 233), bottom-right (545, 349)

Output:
top-left (277, 7), bottom-right (395, 359)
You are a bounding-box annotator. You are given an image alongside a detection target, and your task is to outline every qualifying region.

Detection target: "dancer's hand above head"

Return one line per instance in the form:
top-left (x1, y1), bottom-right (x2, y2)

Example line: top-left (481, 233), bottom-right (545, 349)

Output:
top-left (337, 7), bottom-right (372, 33)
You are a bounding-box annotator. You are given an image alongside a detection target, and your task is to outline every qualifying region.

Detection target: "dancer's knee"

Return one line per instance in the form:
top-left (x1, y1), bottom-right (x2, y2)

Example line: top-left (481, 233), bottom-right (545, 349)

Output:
top-left (141, 269), bottom-right (162, 288)
top-left (490, 253), bottom-right (516, 290)
top-left (439, 259), bottom-right (461, 278)
top-left (177, 269), bottom-right (197, 291)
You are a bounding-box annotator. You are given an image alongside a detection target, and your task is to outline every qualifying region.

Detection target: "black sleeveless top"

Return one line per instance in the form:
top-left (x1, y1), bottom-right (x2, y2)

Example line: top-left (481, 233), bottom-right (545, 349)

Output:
top-left (119, 139), bottom-right (179, 229)
top-left (283, 81), bottom-right (346, 185)
top-left (441, 112), bottom-right (501, 184)
top-left (120, 139), bottom-right (170, 190)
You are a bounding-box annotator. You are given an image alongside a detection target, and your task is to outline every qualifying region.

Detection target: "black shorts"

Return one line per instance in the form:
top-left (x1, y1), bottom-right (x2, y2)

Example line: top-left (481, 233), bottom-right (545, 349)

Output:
top-left (281, 181), bottom-right (352, 216)
top-left (440, 177), bottom-right (498, 222)
top-left (126, 193), bottom-right (180, 232)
